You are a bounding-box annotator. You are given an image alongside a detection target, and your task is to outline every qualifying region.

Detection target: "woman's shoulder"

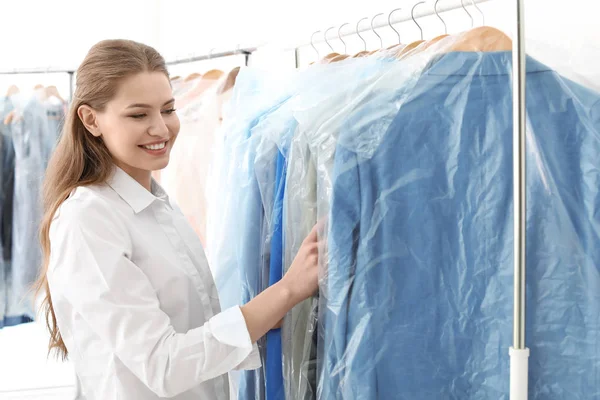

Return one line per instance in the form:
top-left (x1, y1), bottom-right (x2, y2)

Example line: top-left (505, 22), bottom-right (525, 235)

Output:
top-left (52, 183), bottom-right (126, 229)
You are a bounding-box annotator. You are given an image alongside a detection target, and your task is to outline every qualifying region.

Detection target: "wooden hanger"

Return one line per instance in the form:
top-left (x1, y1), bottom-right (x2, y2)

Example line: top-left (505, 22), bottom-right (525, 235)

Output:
top-left (46, 85), bottom-right (65, 103)
top-left (171, 75), bottom-right (181, 81)
top-left (6, 85), bottom-right (19, 97)
top-left (321, 27), bottom-right (341, 63)
top-left (330, 54), bottom-right (350, 62)
top-left (321, 53), bottom-right (341, 63)
top-left (396, 1), bottom-right (427, 58)
top-left (447, 26), bottom-right (512, 52)
top-left (4, 110), bottom-right (16, 125)
top-left (201, 69), bottom-right (224, 81)
top-left (219, 67), bottom-right (240, 94)
top-left (184, 72), bottom-right (202, 82)
top-left (352, 18), bottom-right (371, 58)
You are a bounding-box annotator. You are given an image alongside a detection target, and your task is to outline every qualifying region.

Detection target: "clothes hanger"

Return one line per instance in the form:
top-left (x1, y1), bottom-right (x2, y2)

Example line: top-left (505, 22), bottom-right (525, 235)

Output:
top-left (353, 17), bottom-right (371, 58)
top-left (329, 23), bottom-right (351, 62)
top-left (417, 0), bottom-right (451, 52)
top-left (447, 0), bottom-right (511, 51)
top-left (386, 8), bottom-right (405, 51)
top-left (184, 73), bottom-right (202, 82)
top-left (219, 67), bottom-right (241, 94)
top-left (46, 85), bottom-right (65, 103)
top-left (309, 30), bottom-right (322, 65)
top-left (368, 14), bottom-right (385, 55)
top-left (171, 76), bottom-right (182, 81)
top-left (396, 2), bottom-right (426, 58)
top-left (321, 27), bottom-right (341, 63)
top-left (5, 85), bottom-right (19, 97)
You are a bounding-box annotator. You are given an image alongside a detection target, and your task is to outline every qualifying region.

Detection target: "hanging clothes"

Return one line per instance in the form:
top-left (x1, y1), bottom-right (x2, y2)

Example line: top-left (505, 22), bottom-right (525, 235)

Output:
top-left (209, 41), bottom-right (600, 399)
top-left (0, 91), bottom-right (64, 329)
top-left (0, 96), bottom-right (16, 328)
top-left (321, 51), bottom-right (600, 399)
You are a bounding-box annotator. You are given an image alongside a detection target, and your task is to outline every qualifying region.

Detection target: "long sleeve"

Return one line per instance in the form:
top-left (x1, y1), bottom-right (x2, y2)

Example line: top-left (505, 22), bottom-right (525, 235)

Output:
top-left (47, 196), bottom-right (257, 398)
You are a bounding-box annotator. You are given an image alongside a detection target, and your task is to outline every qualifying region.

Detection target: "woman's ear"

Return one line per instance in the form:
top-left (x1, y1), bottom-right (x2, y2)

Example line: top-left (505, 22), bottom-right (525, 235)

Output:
top-left (77, 105), bottom-right (102, 137)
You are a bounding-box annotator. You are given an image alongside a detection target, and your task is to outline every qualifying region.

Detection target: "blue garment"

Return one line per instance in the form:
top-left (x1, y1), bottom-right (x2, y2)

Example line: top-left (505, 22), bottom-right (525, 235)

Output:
top-left (266, 151), bottom-right (286, 400)
top-left (323, 52), bottom-right (600, 399)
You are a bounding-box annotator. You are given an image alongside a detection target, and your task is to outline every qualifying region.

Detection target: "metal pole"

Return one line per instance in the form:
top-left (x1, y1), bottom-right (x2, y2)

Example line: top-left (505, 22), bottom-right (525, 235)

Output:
top-left (68, 71), bottom-right (75, 101)
top-left (510, 0), bottom-right (530, 397)
top-left (512, 0), bottom-right (527, 354)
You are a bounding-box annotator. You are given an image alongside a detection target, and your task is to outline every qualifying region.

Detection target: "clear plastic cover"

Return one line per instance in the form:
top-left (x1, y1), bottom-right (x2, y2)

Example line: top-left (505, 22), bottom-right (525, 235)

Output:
top-left (209, 31), bottom-right (600, 399)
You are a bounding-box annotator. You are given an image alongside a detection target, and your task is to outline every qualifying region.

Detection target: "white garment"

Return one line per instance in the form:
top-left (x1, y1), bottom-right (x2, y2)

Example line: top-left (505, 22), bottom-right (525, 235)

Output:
top-left (46, 167), bottom-right (260, 400)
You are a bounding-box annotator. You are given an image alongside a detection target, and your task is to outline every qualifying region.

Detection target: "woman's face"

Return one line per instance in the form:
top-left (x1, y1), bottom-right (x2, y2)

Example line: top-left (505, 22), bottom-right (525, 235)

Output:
top-left (79, 71), bottom-right (180, 184)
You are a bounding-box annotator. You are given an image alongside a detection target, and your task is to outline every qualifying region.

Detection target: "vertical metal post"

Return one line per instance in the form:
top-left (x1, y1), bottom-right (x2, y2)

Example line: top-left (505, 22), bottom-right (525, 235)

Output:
top-left (512, 0), bottom-right (527, 354)
top-left (68, 71), bottom-right (75, 101)
top-left (510, 0), bottom-right (530, 398)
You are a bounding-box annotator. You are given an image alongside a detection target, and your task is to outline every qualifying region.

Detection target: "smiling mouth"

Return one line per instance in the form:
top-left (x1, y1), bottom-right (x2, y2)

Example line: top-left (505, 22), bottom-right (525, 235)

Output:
top-left (139, 141), bottom-right (167, 151)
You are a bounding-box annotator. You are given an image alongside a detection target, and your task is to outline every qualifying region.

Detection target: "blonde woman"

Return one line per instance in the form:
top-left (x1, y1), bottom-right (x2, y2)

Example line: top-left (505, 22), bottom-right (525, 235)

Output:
top-left (35, 39), bottom-right (319, 400)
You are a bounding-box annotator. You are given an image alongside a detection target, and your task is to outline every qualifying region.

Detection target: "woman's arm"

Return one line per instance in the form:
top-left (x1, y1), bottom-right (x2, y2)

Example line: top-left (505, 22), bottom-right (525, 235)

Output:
top-left (241, 223), bottom-right (320, 342)
top-left (47, 196), bottom-right (263, 398)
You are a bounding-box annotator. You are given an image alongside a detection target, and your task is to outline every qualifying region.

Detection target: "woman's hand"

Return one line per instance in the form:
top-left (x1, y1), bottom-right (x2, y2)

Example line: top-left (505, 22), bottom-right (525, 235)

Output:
top-left (280, 223), bottom-right (320, 304)
top-left (240, 222), bottom-right (323, 343)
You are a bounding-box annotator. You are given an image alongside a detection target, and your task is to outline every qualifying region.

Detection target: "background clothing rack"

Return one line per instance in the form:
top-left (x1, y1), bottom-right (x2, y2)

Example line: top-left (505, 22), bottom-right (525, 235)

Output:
top-left (0, 68), bottom-right (75, 99)
top-left (166, 47), bottom-right (256, 67)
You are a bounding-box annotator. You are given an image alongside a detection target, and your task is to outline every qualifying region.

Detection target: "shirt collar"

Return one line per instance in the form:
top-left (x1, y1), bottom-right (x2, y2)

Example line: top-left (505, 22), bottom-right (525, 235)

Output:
top-left (108, 167), bottom-right (172, 213)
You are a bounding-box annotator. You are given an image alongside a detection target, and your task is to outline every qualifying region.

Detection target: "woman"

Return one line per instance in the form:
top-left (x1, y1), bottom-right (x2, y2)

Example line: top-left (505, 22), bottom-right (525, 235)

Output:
top-left (34, 39), bottom-right (320, 399)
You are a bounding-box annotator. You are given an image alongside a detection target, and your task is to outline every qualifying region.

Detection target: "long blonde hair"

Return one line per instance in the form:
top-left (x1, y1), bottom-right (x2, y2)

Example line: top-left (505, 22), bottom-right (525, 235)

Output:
top-left (34, 39), bottom-right (169, 359)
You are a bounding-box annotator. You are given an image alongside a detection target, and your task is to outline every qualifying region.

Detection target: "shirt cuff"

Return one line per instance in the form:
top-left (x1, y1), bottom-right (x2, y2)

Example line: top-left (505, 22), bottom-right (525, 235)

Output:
top-left (209, 306), bottom-right (262, 371)
top-left (209, 306), bottom-right (254, 349)
top-left (234, 342), bottom-right (262, 371)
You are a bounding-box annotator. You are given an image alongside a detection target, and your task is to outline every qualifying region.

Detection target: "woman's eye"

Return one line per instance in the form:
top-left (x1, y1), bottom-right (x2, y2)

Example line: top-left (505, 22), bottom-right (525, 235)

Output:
top-left (162, 108), bottom-right (177, 115)
top-left (130, 114), bottom-right (146, 119)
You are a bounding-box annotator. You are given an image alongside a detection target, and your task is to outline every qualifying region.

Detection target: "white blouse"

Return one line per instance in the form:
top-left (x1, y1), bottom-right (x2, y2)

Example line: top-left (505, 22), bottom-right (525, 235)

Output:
top-left (46, 167), bottom-right (260, 400)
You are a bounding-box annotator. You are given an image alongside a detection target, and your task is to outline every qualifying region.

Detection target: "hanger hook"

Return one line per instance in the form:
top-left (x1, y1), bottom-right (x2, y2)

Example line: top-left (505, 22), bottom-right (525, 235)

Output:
top-left (356, 17), bottom-right (368, 51)
top-left (434, 0), bottom-right (448, 34)
top-left (371, 13), bottom-right (384, 49)
top-left (460, 0), bottom-right (474, 28)
top-left (209, 48), bottom-right (216, 59)
top-left (388, 8), bottom-right (402, 44)
top-left (311, 31), bottom-right (322, 58)
top-left (471, 0), bottom-right (485, 25)
top-left (338, 23), bottom-right (350, 54)
top-left (324, 27), bottom-right (336, 52)
top-left (411, 2), bottom-right (426, 40)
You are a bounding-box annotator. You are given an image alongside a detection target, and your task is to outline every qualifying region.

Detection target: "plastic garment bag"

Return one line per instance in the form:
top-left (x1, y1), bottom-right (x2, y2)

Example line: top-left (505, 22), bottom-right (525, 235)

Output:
top-left (316, 48), bottom-right (600, 399)
top-left (251, 59), bottom-right (392, 400)
top-left (206, 67), bottom-right (298, 400)
top-left (281, 55), bottom-right (428, 400)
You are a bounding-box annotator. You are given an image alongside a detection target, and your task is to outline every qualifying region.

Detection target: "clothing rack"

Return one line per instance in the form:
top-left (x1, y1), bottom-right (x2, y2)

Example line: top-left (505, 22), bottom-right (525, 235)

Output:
top-left (294, 0), bottom-right (492, 51)
top-left (166, 46), bottom-right (256, 67)
top-left (0, 68), bottom-right (75, 100)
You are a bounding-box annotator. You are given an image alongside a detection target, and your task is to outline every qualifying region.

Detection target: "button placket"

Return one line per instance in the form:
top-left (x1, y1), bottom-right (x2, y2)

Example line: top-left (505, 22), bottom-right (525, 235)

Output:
top-left (151, 203), bottom-right (213, 315)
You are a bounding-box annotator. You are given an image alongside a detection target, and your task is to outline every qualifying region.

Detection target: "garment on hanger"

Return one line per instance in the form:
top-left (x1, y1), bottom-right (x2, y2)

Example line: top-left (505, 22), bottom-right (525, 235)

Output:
top-left (320, 50), bottom-right (600, 399)
top-left (0, 97), bottom-right (16, 328)
top-left (208, 31), bottom-right (600, 399)
top-left (0, 89), bottom-right (63, 329)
